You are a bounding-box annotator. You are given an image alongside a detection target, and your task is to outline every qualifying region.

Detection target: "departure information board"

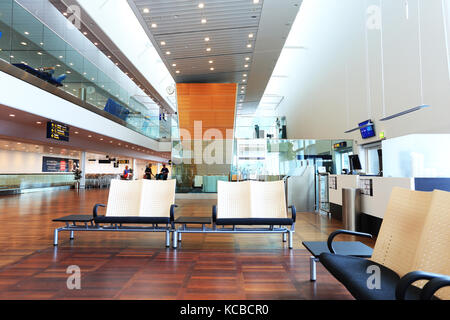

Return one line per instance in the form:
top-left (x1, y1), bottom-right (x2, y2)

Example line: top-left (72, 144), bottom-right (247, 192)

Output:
top-left (47, 121), bottom-right (69, 141)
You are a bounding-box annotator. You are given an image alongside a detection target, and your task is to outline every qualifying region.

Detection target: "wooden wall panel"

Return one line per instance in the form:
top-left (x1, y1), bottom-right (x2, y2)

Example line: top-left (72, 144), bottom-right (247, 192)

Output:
top-left (176, 83), bottom-right (237, 139)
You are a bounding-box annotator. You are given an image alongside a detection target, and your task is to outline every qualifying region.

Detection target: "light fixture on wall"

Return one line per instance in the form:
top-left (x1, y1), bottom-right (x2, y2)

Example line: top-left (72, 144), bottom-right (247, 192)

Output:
top-left (379, 105), bottom-right (430, 121)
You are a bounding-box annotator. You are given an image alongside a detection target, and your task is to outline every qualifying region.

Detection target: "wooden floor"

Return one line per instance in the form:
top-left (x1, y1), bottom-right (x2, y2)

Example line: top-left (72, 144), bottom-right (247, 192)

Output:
top-left (0, 189), bottom-right (374, 300)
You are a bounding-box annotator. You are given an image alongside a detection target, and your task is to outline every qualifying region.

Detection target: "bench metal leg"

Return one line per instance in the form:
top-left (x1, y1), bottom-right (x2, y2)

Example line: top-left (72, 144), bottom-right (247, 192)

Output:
top-left (178, 232), bottom-right (182, 242)
top-left (310, 256), bottom-right (319, 281)
top-left (283, 232), bottom-right (287, 243)
top-left (53, 228), bottom-right (59, 246)
top-left (165, 230), bottom-right (170, 247)
top-left (289, 230), bottom-right (294, 249)
top-left (70, 231), bottom-right (74, 240)
top-left (172, 231), bottom-right (178, 249)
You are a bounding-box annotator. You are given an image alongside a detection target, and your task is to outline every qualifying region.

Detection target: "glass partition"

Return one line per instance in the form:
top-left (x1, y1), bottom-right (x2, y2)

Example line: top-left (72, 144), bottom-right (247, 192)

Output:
top-left (0, 0), bottom-right (170, 140)
top-left (172, 138), bottom-right (354, 193)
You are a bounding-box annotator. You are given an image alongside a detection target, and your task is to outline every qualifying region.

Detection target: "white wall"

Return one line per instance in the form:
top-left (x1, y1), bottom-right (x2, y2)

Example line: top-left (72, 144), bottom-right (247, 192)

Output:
top-left (382, 134), bottom-right (450, 177)
top-left (0, 149), bottom-right (76, 174)
top-left (269, 0), bottom-right (450, 143)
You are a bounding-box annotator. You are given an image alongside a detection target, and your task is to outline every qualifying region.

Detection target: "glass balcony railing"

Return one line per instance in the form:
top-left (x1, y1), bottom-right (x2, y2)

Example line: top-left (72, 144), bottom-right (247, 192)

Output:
top-left (0, 0), bottom-right (175, 140)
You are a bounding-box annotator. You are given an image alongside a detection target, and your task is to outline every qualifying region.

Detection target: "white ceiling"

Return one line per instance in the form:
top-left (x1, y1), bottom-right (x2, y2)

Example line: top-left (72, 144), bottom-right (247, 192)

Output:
top-left (128, 0), bottom-right (302, 114)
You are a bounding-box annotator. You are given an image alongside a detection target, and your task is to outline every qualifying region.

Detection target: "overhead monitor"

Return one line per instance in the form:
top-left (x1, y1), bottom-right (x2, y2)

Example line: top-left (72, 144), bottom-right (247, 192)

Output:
top-left (359, 120), bottom-right (376, 139)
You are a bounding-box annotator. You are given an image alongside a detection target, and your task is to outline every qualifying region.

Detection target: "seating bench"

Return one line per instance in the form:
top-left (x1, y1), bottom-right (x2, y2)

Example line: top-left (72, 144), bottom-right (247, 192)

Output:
top-left (173, 180), bottom-right (296, 249)
top-left (317, 187), bottom-right (450, 300)
top-left (53, 179), bottom-right (177, 247)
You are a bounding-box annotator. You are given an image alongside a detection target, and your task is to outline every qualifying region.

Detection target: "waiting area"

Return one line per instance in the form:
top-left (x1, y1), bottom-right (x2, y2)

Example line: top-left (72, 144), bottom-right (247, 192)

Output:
top-left (0, 0), bottom-right (449, 311)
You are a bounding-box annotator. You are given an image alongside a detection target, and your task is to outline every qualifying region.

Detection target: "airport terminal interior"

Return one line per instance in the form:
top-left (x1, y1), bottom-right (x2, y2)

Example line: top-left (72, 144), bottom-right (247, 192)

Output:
top-left (0, 0), bottom-right (449, 302)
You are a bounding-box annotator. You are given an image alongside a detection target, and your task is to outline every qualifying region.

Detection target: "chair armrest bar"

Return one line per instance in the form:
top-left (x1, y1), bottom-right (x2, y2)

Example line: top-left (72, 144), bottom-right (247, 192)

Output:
top-left (327, 229), bottom-right (373, 254)
top-left (212, 205), bottom-right (217, 224)
top-left (420, 275), bottom-right (450, 300)
top-left (288, 205), bottom-right (296, 222)
top-left (396, 271), bottom-right (447, 300)
top-left (170, 204), bottom-right (178, 228)
top-left (92, 204), bottom-right (106, 218)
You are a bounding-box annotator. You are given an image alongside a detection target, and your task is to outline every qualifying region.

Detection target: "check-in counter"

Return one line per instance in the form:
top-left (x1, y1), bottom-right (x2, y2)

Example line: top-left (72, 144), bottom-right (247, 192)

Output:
top-left (328, 175), bottom-right (414, 235)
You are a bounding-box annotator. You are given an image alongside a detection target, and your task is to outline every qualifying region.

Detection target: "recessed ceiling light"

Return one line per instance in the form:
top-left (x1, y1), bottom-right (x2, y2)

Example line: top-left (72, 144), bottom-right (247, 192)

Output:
top-left (176, 70), bottom-right (180, 73)
top-left (151, 23), bottom-right (157, 28)
top-left (100, 138), bottom-right (103, 141)
top-left (66, 71), bottom-right (71, 74)
top-left (242, 79), bottom-right (246, 82)
top-left (172, 63), bottom-right (177, 67)
top-left (63, 12), bottom-right (68, 16)
top-left (253, 0), bottom-right (260, 4)
top-left (59, 55), bottom-right (63, 59)
top-left (161, 41), bottom-right (166, 45)
top-left (204, 37), bottom-right (210, 41)
top-left (206, 47), bottom-right (211, 52)
top-left (10, 55), bottom-right (14, 58)
top-left (198, 3), bottom-right (204, 8)
top-left (210, 67), bottom-right (214, 71)
top-left (74, 131), bottom-right (79, 134)
top-left (110, 141), bottom-right (113, 143)
top-left (20, 42), bottom-right (27, 46)
top-left (9, 114), bottom-right (15, 117)
top-left (24, 31), bottom-right (29, 35)
top-left (88, 135), bottom-right (92, 138)
top-left (209, 60), bottom-right (213, 64)
top-left (249, 33), bottom-right (254, 38)
top-left (36, 121), bottom-right (42, 124)
top-left (83, 32), bottom-right (87, 35)
top-left (201, 18), bottom-right (207, 24)
top-left (37, 52), bottom-right (43, 55)
top-left (245, 57), bottom-right (250, 61)
top-left (243, 74), bottom-right (247, 77)
top-left (244, 64), bottom-right (249, 68)
top-left (143, 8), bottom-right (150, 13)
top-left (166, 51), bottom-right (171, 55)
top-left (247, 44), bottom-right (252, 48)
top-left (94, 42), bottom-right (98, 46)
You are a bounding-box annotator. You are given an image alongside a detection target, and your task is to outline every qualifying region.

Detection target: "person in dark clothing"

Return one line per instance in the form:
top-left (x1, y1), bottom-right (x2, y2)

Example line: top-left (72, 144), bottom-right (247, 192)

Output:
top-left (144, 164), bottom-right (153, 180)
top-left (160, 164), bottom-right (169, 180)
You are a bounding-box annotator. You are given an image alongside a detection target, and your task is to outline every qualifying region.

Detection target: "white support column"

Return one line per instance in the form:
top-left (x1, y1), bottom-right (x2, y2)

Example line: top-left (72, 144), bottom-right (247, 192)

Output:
top-left (80, 151), bottom-right (86, 189)
top-left (132, 158), bottom-right (137, 180)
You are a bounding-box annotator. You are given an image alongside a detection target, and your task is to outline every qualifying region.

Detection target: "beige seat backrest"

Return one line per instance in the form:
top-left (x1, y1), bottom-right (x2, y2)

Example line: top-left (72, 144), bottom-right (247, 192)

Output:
top-left (411, 190), bottom-right (450, 299)
top-left (139, 179), bottom-right (176, 217)
top-left (250, 180), bottom-right (287, 218)
top-left (105, 179), bottom-right (142, 217)
top-left (217, 181), bottom-right (251, 219)
top-left (370, 187), bottom-right (433, 277)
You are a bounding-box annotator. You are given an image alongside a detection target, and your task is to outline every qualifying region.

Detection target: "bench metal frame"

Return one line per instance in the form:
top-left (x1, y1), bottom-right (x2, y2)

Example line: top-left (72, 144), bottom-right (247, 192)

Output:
top-left (173, 224), bottom-right (295, 249)
top-left (53, 222), bottom-right (173, 247)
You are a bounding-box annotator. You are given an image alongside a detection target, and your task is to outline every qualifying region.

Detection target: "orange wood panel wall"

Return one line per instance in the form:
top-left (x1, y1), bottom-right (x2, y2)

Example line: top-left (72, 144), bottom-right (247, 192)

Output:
top-left (176, 83), bottom-right (237, 139)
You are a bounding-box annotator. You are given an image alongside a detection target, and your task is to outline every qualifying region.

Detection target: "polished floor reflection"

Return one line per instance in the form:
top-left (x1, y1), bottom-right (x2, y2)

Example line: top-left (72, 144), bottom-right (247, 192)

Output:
top-left (0, 189), bottom-right (374, 299)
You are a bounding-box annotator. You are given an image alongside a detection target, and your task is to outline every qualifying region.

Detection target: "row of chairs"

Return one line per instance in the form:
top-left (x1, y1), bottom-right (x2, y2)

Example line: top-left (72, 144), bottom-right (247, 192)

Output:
top-left (85, 174), bottom-right (119, 189)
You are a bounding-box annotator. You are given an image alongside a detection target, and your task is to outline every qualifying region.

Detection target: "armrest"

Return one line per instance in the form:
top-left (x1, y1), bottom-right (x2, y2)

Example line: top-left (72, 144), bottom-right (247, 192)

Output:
top-left (288, 205), bottom-right (296, 222)
top-left (420, 275), bottom-right (450, 300)
top-left (92, 204), bottom-right (106, 218)
top-left (327, 229), bottom-right (373, 254)
top-left (170, 204), bottom-right (178, 227)
top-left (396, 271), bottom-right (450, 300)
top-left (212, 205), bottom-right (217, 224)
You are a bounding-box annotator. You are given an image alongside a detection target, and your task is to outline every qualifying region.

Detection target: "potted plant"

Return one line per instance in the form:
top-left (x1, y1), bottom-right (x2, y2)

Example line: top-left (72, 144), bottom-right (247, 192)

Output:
top-left (73, 167), bottom-right (82, 190)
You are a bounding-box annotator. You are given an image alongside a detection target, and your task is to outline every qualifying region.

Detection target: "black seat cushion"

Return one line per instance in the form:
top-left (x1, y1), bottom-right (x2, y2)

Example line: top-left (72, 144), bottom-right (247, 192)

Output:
top-left (94, 216), bottom-right (170, 224)
top-left (215, 218), bottom-right (293, 226)
top-left (319, 253), bottom-right (423, 300)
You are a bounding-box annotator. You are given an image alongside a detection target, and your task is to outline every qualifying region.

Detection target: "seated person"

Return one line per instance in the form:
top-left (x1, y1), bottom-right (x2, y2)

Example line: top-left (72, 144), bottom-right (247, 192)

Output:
top-left (121, 166), bottom-right (130, 180)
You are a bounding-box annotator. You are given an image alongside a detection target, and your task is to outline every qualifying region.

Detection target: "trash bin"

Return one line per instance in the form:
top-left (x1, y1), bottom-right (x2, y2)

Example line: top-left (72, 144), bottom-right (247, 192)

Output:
top-left (342, 188), bottom-right (361, 231)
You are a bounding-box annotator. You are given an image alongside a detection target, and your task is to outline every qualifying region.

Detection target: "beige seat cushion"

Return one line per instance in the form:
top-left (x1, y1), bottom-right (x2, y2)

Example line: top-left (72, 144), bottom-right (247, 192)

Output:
top-left (250, 180), bottom-right (287, 218)
top-left (370, 187), bottom-right (433, 277)
top-left (217, 181), bottom-right (251, 219)
top-left (139, 179), bottom-right (176, 218)
top-left (411, 190), bottom-right (450, 300)
top-left (105, 179), bottom-right (142, 217)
